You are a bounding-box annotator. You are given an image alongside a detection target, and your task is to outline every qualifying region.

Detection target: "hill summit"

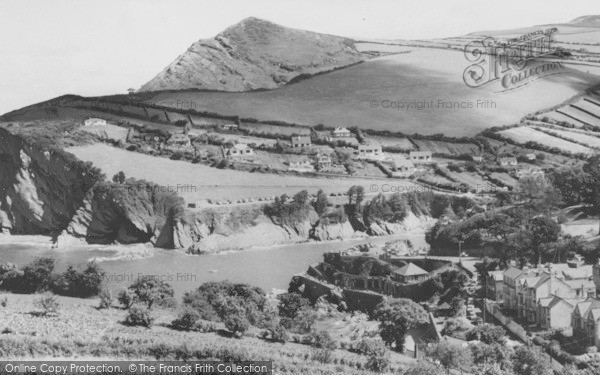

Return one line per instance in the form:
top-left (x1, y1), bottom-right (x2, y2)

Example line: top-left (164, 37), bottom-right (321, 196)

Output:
top-left (568, 15), bottom-right (600, 28)
top-left (138, 17), bottom-right (365, 92)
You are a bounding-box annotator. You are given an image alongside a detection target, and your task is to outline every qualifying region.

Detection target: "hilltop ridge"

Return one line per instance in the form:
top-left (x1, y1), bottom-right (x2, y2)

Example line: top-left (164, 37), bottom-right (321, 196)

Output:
top-left (138, 17), bottom-right (366, 92)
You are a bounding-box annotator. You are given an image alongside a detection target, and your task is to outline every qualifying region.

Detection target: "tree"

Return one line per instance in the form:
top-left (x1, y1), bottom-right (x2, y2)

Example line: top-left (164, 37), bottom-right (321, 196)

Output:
top-left (513, 346), bottom-right (552, 375)
top-left (550, 166), bottom-right (595, 206)
top-left (373, 298), bottom-right (428, 352)
top-left (55, 262), bottom-right (105, 297)
top-left (293, 190), bottom-right (309, 206)
top-left (359, 338), bottom-right (391, 372)
top-left (466, 324), bottom-right (506, 345)
top-left (470, 342), bottom-right (514, 370)
top-left (112, 171), bottom-right (126, 184)
top-left (517, 175), bottom-right (560, 213)
top-left (315, 189), bottom-right (329, 216)
top-left (526, 216), bottom-right (560, 263)
top-left (128, 276), bottom-right (174, 309)
top-left (426, 340), bottom-right (473, 374)
top-left (125, 305), bottom-right (154, 327)
top-left (21, 257), bottom-right (56, 293)
top-left (348, 185), bottom-right (357, 205)
top-left (212, 295), bottom-right (251, 336)
top-left (278, 292), bottom-right (309, 318)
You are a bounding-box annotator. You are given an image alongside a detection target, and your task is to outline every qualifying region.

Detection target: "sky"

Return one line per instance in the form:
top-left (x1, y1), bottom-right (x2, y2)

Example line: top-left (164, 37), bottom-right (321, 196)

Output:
top-left (0, 0), bottom-right (598, 115)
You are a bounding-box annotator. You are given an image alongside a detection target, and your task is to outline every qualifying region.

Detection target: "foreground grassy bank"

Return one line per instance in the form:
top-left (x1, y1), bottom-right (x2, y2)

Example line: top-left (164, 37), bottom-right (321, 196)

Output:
top-left (0, 293), bottom-right (413, 375)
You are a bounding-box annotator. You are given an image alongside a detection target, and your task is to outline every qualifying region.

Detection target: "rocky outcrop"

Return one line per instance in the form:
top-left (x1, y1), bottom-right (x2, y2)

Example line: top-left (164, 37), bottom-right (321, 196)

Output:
top-left (0, 127), bottom-right (188, 248)
top-left (0, 128), bottom-right (100, 235)
top-left (57, 180), bottom-right (187, 248)
top-left (310, 220), bottom-right (365, 241)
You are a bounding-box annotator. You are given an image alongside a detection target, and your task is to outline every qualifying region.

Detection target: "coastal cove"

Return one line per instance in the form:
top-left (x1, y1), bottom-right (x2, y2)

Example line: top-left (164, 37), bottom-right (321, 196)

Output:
top-left (0, 233), bottom-right (426, 297)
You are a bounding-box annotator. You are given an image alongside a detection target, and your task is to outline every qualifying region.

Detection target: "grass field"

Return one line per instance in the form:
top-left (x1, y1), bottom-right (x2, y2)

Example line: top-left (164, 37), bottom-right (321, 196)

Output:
top-left (497, 126), bottom-right (593, 154)
top-left (66, 144), bottom-right (417, 202)
top-left (143, 48), bottom-right (600, 136)
top-left (532, 126), bottom-right (600, 148)
top-left (411, 139), bottom-right (478, 155)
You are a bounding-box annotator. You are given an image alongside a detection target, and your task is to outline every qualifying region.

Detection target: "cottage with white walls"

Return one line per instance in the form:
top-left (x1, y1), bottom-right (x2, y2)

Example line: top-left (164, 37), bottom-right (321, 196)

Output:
top-left (226, 143), bottom-right (254, 158)
top-left (332, 127), bottom-right (352, 138)
top-left (409, 151), bottom-right (432, 164)
top-left (356, 141), bottom-right (384, 161)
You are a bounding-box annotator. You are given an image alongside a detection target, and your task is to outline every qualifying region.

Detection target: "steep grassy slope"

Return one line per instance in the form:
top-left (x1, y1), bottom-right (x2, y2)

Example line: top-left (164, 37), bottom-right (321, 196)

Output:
top-left (144, 48), bottom-right (600, 136)
top-left (139, 17), bottom-right (366, 92)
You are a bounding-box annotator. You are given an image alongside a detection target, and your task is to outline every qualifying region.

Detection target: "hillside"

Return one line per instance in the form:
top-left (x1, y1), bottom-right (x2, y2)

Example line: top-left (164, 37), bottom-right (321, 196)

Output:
top-left (138, 17), bottom-right (366, 92)
top-left (142, 49), bottom-right (600, 136)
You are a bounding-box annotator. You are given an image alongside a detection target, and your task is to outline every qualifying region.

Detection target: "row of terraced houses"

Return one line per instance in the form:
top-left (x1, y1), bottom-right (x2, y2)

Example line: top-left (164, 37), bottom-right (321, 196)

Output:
top-left (485, 258), bottom-right (600, 348)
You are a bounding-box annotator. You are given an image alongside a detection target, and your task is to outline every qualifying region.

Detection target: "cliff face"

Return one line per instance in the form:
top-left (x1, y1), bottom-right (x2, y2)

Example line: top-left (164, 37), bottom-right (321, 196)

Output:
top-left (56, 180), bottom-right (187, 248)
top-left (0, 127), bottom-right (188, 248)
top-left (0, 128), bottom-right (98, 234)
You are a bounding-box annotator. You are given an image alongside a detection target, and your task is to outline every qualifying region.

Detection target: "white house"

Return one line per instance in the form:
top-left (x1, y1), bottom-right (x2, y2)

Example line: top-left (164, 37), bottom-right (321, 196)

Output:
top-left (287, 155), bottom-right (314, 172)
top-left (291, 135), bottom-right (312, 149)
top-left (392, 157), bottom-right (416, 177)
top-left (409, 151), bottom-right (432, 164)
top-left (166, 134), bottom-right (191, 148)
top-left (84, 118), bottom-right (107, 126)
top-left (525, 153), bottom-right (537, 161)
top-left (498, 156), bottom-right (518, 167)
top-left (472, 155), bottom-right (483, 163)
top-left (332, 127), bottom-right (352, 138)
top-left (226, 143), bottom-right (254, 158)
top-left (314, 152), bottom-right (332, 169)
top-left (356, 141), bottom-right (384, 161)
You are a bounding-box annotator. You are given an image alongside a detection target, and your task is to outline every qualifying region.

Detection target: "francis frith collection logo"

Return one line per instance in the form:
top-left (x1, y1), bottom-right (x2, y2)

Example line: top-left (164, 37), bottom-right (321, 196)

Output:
top-left (463, 28), bottom-right (565, 91)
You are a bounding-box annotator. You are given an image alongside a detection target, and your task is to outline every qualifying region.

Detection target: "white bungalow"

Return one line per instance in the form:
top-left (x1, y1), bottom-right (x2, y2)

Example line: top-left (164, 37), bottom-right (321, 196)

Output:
top-left (356, 141), bottom-right (384, 161)
top-left (287, 155), bottom-right (314, 172)
top-left (409, 151), bottom-right (432, 164)
top-left (393, 157), bottom-right (416, 177)
top-left (226, 143), bottom-right (254, 158)
top-left (84, 118), bottom-right (107, 126)
top-left (498, 156), bottom-right (518, 167)
top-left (332, 127), bottom-right (352, 138)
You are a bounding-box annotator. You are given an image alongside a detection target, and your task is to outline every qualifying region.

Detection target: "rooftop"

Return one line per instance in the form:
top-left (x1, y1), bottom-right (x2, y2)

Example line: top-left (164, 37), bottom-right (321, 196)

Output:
top-left (394, 262), bottom-right (428, 277)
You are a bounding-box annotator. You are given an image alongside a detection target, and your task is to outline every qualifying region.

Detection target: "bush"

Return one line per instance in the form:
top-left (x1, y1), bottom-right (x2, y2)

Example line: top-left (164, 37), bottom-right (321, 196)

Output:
top-left (278, 292), bottom-right (309, 318)
top-left (0, 297), bottom-right (7, 308)
top-left (98, 288), bottom-right (113, 309)
top-left (128, 276), bottom-right (174, 309)
top-left (125, 306), bottom-right (154, 327)
top-left (222, 312), bottom-right (250, 337)
top-left (21, 257), bottom-right (56, 293)
top-left (308, 330), bottom-right (337, 349)
top-left (54, 263), bottom-right (105, 298)
top-left (171, 308), bottom-right (200, 330)
top-left (34, 293), bottom-right (59, 316)
top-left (466, 324), bottom-right (506, 345)
top-left (310, 348), bottom-right (334, 364)
top-left (118, 289), bottom-right (135, 309)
